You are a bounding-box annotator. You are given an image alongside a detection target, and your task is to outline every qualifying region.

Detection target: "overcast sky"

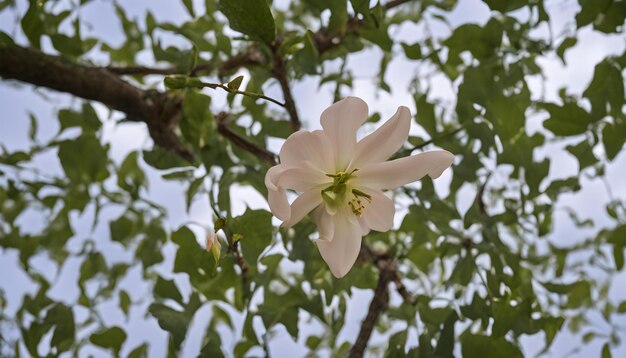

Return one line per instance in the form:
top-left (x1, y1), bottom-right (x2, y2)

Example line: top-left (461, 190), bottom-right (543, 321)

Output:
top-left (1, 0), bottom-right (625, 357)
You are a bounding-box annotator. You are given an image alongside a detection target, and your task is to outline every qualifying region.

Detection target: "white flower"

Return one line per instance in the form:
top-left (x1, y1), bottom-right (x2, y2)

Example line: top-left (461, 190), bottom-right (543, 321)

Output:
top-left (265, 97), bottom-right (454, 278)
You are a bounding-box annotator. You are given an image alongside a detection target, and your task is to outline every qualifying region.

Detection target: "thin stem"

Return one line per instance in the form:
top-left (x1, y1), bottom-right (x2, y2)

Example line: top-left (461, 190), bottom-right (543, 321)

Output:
top-left (271, 44), bottom-right (301, 131)
top-left (201, 81), bottom-right (286, 107)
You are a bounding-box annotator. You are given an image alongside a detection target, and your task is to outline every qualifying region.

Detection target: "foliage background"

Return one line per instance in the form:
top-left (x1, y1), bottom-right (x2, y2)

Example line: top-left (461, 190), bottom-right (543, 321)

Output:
top-left (0, 0), bottom-right (625, 357)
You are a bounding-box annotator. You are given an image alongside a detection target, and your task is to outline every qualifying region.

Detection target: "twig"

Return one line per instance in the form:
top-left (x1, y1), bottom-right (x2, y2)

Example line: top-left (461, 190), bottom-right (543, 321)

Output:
top-left (215, 112), bottom-right (278, 166)
top-left (360, 245), bottom-right (416, 304)
top-left (210, 205), bottom-right (250, 300)
top-left (271, 43), bottom-right (301, 131)
top-left (391, 271), bottom-right (415, 305)
top-left (201, 81), bottom-right (286, 107)
top-left (105, 46), bottom-right (265, 77)
top-left (400, 126), bottom-right (463, 156)
top-left (230, 238), bottom-right (249, 279)
top-left (384, 0), bottom-right (414, 10)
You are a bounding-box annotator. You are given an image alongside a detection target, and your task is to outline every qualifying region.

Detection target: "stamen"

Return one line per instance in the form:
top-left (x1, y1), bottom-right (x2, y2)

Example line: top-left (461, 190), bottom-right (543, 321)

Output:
top-left (321, 170), bottom-right (371, 217)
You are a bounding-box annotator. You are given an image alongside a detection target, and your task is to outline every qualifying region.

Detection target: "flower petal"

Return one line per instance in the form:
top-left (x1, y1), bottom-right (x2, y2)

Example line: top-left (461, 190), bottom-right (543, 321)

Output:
top-left (265, 165), bottom-right (290, 221)
top-left (277, 163), bottom-right (330, 192)
top-left (279, 130), bottom-right (334, 173)
top-left (311, 204), bottom-right (334, 241)
top-left (320, 97), bottom-right (369, 170)
top-left (358, 187), bottom-right (395, 232)
top-left (282, 189), bottom-right (322, 228)
top-left (349, 106), bottom-right (411, 169)
top-left (316, 211), bottom-right (362, 278)
top-left (356, 150), bottom-right (454, 190)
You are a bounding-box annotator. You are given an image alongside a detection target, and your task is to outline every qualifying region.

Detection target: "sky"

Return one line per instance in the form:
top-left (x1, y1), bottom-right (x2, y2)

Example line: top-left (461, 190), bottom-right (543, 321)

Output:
top-left (1, 0), bottom-right (625, 357)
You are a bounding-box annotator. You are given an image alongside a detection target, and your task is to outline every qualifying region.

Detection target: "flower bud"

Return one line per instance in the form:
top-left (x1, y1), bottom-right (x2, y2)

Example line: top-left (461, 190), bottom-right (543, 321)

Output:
top-left (206, 232), bottom-right (221, 263)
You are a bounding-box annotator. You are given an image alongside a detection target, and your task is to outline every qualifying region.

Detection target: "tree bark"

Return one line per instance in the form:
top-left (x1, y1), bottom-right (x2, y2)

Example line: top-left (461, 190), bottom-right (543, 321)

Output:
top-left (0, 44), bottom-right (193, 161)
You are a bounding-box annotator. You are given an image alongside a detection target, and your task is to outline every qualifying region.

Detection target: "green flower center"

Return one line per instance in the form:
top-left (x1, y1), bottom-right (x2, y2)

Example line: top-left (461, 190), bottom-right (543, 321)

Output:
top-left (321, 169), bottom-right (371, 216)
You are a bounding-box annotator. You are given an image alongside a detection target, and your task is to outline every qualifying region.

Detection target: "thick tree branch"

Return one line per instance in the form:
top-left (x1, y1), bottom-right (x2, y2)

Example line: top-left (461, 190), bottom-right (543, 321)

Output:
top-left (349, 255), bottom-right (394, 358)
top-left (0, 44), bottom-right (193, 161)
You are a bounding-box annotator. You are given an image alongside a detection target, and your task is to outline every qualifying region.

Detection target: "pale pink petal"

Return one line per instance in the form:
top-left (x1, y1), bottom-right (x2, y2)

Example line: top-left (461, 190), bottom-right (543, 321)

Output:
top-left (311, 205), bottom-right (334, 241)
top-left (282, 189), bottom-right (322, 228)
top-left (316, 211), bottom-right (362, 278)
top-left (277, 164), bottom-right (330, 192)
top-left (356, 150), bottom-right (454, 190)
top-left (279, 130), bottom-right (334, 173)
top-left (358, 216), bottom-right (370, 236)
top-left (320, 97), bottom-right (369, 170)
top-left (358, 187), bottom-right (395, 232)
top-left (349, 106), bottom-right (411, 170)
top-left (265, 165), bottom-right (290, 221)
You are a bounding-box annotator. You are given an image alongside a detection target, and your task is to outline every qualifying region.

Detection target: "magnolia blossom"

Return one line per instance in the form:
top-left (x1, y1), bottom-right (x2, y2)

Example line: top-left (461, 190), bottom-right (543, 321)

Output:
top-left (265, 97), bottom-right (454, 278)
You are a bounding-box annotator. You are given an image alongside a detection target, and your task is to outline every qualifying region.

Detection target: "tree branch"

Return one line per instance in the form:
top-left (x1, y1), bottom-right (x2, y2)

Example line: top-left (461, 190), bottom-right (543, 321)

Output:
top-left (271, 44), bottom-right (301, 132)
top-left (215, 112), bottom-right (278, 166)
top-left (0, 44), bottom-right (194, 162)
top-left (349, 256), bottom-right (394, 358)
top-left (105, 45), bottom-right (265, 77)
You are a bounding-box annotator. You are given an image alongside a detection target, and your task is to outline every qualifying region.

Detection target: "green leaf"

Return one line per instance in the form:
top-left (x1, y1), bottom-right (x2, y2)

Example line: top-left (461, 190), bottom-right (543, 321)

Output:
top-left (415, 94), bottom-right (437, 136)
top-left (118, 151), bottom-right (146, 198)
top-left (481, 0), bottom-right (527, 12)
top-left (58, 135), bottom-right (109, 183)
top-left (110, 215), bottom-right (136, 246)
top-left (227, 75), bottom-right (244, 90)
top-left (143, 147), bottom-right (193, 170)
top-left (149, 294), bottom-right (201, 350)
top-left (293, 30), bottom-right (319, 75)
top-left (230, 209), bottom-right (273, 263)
top-left (119, 290), bottom-right (131, 316)
top-left (602, 343), bottom-right (612, 358)
top-left (28, 112), bottom-right (37, 140)
top-left (90, 327), bottom-right (127, 354)
top-left (556, 37), bottom-right (577, 63)
top-left (607, 225), bottom-right (626, 246)
top-left (182, 0), bottom-right (195, 17)
top-left (44, 304), bottom-right (75, 353)
top-left (327, 0), bottom-right (348, 34)
top-left (219, 0), bottom-right (276, 44)
top-left (584, 61), bottom-right (624, 120)
top-left (461, 334), bottom-right (523, 358)
top-left (602, 123), bottom-right (626, 161)
top-left (566, 139), bottom-right (597, 170)
top-left (401, 42), bottom-right (422, 60)
top-left (58, 103), bottom-right (101, 132)
top-left (128, 344), bottom-right (148, 358)
top-left (181, 91), bottom-right (214, 149)
top-left (449, 255), bottom-right (474, 286)
top-left (171, 226), bottom-right (217, 280)
top-left (542, 102), bottom-right (590, 136)
top-left (567, 281), bottom-right (592, 308)
top-left (434, 312), bottom-right (458, 357)
top-left (154, 276), bottom-right (184, 305)
top-left (21, 0), bottom-right (44, 48)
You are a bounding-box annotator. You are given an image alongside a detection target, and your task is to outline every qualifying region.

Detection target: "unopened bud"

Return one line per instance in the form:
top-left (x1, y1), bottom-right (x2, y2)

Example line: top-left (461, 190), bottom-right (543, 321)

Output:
top-left (206, 232), bottom-right (221, 263)
top-left (164, 75), bottom-right (188, 89)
